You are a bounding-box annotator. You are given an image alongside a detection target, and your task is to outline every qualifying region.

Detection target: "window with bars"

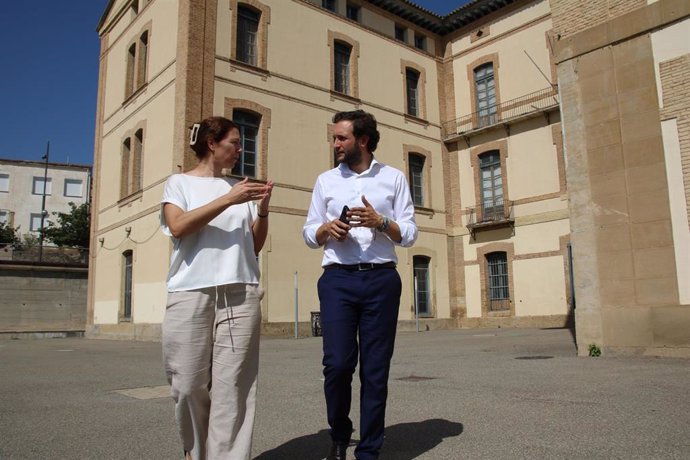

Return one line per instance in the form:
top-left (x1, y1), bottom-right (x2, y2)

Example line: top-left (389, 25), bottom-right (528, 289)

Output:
top-left (406, 68), bottom-right (419, 117)
top-left (486, 252), bottom-right (509, 311)
top-left (474, 63), bottom-right (497, 127)
top-left (232, 111), bottom-right (260, 178)
top-left (413, 255), bottom-right (431, 316)
top-left (479, 150), bottom-right (503, 221)
top-left (334, 41), bottom-right (351, 95)
top-left (409, 154), bottom-right (424, 207)
top-left (237, 6), bottom-right (259, 66)
top-left (123, 250), bottom-right (133, 319)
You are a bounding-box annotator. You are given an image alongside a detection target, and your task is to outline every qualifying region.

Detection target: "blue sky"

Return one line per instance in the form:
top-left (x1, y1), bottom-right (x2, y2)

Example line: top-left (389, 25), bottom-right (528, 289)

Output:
top-left (0, 1), bottom-right (464, 166)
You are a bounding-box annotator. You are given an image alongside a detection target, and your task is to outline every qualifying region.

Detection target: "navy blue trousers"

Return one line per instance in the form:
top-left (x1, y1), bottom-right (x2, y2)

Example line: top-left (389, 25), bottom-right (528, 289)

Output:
top-left (317, 266), bottom-right (401, 460)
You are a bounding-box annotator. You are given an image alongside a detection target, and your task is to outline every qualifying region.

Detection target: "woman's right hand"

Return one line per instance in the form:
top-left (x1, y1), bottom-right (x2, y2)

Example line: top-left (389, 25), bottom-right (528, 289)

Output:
top-left (226, 177), bottom-right (271, 205)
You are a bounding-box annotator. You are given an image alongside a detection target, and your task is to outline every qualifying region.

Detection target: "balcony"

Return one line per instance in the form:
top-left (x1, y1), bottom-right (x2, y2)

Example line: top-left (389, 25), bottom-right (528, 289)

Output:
top-left (442, 86), bottom-right (559, 141)
top-left (466, 200), bottom-right (514, 240)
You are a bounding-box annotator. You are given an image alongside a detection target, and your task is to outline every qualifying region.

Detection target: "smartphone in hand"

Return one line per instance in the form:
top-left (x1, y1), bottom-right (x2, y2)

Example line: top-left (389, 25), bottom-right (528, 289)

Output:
top-left (339, 205), bottom-right (350, 224)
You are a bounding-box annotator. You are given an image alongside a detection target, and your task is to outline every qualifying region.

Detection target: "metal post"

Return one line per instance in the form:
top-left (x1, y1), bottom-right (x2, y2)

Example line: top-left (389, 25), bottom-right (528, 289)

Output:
top-left (38, 142), bottom-right (50, 262)
top-left (294, 271), bottom-right (298, 338)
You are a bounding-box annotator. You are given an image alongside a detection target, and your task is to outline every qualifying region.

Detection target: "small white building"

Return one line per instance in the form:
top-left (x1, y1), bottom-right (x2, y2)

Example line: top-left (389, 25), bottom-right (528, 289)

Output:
top-left (0, 158), bottom-right (91, 241)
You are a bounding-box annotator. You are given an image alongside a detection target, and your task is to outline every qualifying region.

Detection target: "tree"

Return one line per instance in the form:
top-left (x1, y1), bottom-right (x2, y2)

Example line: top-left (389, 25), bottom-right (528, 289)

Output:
top-left (43, 202), bottom-right (91, 248)
top-left (0, 221), bottom-right (20, 247)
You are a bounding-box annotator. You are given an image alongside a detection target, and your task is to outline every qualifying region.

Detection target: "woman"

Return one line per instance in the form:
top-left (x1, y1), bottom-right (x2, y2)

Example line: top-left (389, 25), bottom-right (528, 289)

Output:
top-left (160, 116), bottom-right (273, 460)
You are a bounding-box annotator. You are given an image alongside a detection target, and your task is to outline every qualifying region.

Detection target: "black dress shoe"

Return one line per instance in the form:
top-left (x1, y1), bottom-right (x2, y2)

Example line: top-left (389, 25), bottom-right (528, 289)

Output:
top-left (325, 441), bottom-right (348, 460)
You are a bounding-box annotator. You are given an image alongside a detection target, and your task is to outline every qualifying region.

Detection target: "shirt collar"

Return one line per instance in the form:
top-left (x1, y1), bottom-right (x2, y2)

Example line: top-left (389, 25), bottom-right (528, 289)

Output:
top-left (338, 157), bottom-right (381, 177)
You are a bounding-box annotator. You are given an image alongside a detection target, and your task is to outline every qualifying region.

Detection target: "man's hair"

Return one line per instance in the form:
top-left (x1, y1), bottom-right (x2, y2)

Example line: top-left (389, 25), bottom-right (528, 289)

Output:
top-left (332, 110), bottom-right (380, 153)
top-left (189, 116), bottom-right (238, 159)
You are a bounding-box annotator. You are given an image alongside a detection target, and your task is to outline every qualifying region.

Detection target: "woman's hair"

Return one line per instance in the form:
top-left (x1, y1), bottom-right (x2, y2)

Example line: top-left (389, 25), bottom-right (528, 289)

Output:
top-left (189, 116), bottom-right (239, 159)
top-left (332, 110), bottom-right (380, 153)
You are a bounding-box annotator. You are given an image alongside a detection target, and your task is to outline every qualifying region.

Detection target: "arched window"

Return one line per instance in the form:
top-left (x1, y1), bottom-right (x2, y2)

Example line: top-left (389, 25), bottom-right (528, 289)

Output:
top-left (122, 250), bottom-right (133, 319)
top-left (120, 138), bottom-right (131, 199)
top-left (334, 41), bottom-right (352, 95)
top-left (413, 255), bottom-right (431, 317)
top-left (137, 31), bottom-right (148, 88)
top-left (406, 68), bottom-right (420, 117)
top-left (408, 154), bottom-right (425, 207)
top-left (232, 111), bottom-right (260, 178)
top-left (486, 251), bottom-right (509, 311)
top-left (474, 63), bottom-right (496, 127)
top-left (237, 5), bottom-right (260, 66)
top-left (132, 129), bottom-right (144, 193)
top-left (478, 150), bottom-right (503, 220)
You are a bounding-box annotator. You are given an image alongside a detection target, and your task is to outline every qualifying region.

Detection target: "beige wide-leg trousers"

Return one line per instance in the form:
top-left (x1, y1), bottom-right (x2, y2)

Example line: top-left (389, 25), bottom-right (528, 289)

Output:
top-left (162, 283), bottom-right (263, 460)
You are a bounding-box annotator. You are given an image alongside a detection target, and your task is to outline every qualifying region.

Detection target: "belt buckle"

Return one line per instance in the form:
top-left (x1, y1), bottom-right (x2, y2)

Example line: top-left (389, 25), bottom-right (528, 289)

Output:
top-left (358, 263), bottom-right (374, 271)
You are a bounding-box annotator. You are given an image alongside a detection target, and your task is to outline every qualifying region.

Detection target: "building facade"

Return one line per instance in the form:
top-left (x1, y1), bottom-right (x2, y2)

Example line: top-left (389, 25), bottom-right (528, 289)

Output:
top-left (91, 0), bottom-right (689, 356)
top-left (0, 158), bottom-right (91, 240)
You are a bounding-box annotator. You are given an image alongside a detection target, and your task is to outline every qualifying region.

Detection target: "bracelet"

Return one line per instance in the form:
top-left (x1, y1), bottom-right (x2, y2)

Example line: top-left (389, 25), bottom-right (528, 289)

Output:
top-left (257, 212), bottom-right (269, 218)
top-left (376, 216), bottom-right (390, 232)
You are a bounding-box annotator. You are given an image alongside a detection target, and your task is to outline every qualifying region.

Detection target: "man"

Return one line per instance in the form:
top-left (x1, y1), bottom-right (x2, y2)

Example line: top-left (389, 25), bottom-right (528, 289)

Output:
top-left (303, 110), bottom-right (418, 460)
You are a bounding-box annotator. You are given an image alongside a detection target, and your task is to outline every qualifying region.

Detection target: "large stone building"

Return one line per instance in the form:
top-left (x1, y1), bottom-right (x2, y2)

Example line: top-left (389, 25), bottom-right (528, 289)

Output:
top-left (90, 0), bottom-right (689, 356)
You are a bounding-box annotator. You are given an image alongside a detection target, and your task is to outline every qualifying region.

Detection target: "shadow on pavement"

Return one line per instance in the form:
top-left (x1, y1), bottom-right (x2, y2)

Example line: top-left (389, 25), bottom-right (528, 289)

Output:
top-left (255, 419), bottom-right (464, 460)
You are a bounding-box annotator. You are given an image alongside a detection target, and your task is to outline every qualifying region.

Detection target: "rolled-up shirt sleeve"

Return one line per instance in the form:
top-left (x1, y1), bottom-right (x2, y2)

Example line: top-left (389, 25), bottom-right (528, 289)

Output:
top-left (392, 172), bottom-right (418, 248)
top-left (302, 177), bottom-right (325, 249)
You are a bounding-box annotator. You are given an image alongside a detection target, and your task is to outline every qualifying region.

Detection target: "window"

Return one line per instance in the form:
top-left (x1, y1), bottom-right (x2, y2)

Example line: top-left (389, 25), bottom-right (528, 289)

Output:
top-left (409, 154), bottom-right (424, 206)
top-left (32, 177), bottom-right (52, 196)
top-left (0, 173), bottom-right (9, 192)
top-left (137, 31), bottom-right (148, 89)
top-left (406, 68), bottom-right (419, 117)
top-left (125, 30), bottom-right (150, 99)
top-left (413, 256), bottom-right (431, 316)
top-left (479, 151), bottom-right (503, 220)
top-left (120, 138), bottom-right (131, 199)
top-left (237, 6), bottom-right (259, 66)
top-left (120, 129), bottom-right (144, 199)
top-left (414, 33), bottom-right (426, 50)
top-left (395, 25), bottom-right (406, 42)
top-left (232, 111), bottom-right (260, 178)
top-left (475, 63), bottom-right (497, 127)
top-left (346, 3), bottom-right (359, 21)
top-left (64, 179), bottom-right (83, 198)
top-left (0, 210), bottom-right (7, 224)
top-left (132, 129), bottom-right (144, 193)
top-left (130, 0), bottom-right (139, 14)
top-left (334, 41), bottom-right (351, 95)
top-left (486, 252), bottom-right (509, 311)
top-left (125, 43), bottom-right (137, 98)
top-left (123, 250), bottom-right (133, 319)
top-left (322, 0), bottom-right (336, 11)
top-left (30, 213), bottom-right (45, 232)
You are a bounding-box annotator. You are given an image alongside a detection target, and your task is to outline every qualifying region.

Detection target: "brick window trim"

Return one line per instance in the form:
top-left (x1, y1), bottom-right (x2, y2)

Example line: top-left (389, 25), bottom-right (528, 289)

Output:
top-left (123, 21), bottom-right (152, 103)
top-left (400, 59), bottom-right (427, 121)
top-left (229, 0), bottom-right (271, 70)
top-left (469, 139), bottom-right (509, 221)
top-left (328, 30), bottom-right (360, 99)
top-left (476, 242), bottom-right (515, 317)
top-left (466, 53), bottom-right (501, 124)
top-left (406, 248), bottom-right (438, 318)
top-left (403, 144), bottom-right (433, 209)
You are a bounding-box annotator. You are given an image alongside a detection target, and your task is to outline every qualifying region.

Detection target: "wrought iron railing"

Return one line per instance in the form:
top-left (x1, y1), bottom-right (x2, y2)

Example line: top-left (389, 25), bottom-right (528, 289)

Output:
top-left (466, 200), bottom-right (514, 228)
top-left (442, 86), bottom-right (559, 139)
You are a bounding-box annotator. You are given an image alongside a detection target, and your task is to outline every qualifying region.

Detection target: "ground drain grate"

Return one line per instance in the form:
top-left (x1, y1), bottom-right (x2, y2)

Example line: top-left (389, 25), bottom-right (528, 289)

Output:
top-left (514, 356), bottom-right (554, 360)
top-left (396, 375), bottom-right (437, 382)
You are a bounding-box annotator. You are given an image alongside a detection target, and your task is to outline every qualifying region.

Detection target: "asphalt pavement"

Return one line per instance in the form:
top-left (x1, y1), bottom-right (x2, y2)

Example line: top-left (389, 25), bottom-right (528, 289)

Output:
top-left (1, 327), bottom-right (688, 459)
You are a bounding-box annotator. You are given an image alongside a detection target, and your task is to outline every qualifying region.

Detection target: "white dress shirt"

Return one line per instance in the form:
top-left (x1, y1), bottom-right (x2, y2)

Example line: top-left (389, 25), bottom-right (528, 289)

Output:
top-left (303, 159), bottom-right (418, 266)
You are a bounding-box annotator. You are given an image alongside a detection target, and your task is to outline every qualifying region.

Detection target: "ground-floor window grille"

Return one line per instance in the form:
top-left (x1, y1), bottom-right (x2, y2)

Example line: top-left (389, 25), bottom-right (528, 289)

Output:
top-left (486, 251), bottom-right (509, 311)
